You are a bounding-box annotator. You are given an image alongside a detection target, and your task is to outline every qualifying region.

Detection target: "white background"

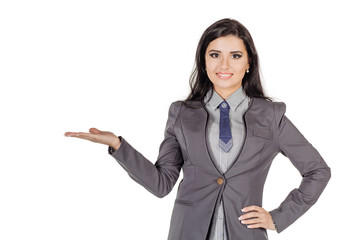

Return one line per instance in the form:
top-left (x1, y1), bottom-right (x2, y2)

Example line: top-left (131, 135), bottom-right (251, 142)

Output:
top-left (1, 0), bottom-right (359, 239)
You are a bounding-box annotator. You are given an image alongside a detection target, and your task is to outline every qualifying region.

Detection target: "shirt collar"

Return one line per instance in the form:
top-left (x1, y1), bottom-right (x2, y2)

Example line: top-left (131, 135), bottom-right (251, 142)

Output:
top-left (204, 86), bottom-right (248, 111)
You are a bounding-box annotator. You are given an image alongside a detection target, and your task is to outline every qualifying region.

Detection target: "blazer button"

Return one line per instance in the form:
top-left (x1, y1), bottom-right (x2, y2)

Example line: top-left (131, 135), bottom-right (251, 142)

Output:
top-left (217, 177), bottom-right (224, 185)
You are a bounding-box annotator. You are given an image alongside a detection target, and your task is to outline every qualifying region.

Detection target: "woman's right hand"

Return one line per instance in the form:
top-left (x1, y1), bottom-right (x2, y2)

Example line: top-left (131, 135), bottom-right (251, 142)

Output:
top-left (64, 128), bottom-right (121, 150)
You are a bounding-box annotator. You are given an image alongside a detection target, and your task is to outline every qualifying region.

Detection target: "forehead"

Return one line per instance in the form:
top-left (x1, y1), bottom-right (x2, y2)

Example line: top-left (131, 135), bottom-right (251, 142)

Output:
top-left (207, 35), bottom-right (247, 52)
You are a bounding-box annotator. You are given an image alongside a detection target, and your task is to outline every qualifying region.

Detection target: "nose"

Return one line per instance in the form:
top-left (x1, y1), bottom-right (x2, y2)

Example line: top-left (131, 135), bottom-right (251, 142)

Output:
top-left (220, 57), bottom-right (230, 70)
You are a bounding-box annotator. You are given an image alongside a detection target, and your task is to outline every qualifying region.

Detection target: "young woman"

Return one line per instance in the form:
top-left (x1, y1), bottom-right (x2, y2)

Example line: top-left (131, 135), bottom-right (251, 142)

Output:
top-left (65, 18), bottom-right (331, 240)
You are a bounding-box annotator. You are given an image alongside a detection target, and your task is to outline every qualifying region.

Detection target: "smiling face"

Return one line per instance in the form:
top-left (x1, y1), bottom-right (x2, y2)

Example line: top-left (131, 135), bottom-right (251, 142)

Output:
top-left (205, 35), bottom-right (250, 99)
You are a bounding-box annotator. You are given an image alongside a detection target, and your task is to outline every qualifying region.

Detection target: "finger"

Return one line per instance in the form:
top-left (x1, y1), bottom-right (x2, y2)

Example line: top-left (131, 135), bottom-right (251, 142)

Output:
top-left (240, 217), bottom-right (263, 225)
top-left (64, 132), bottom-right (73, 137)
top-left (73, 134), bottom-right (105, 144)
top-left (243, 217), bottom-right (275, 230)
top-left (238, 212), bottom-right (258, 220)
top-left (65, 132), bottom-right (92, 139)
top-left (75, 133), bottom-right (93, 140)
top-left (64, 132), bottom-right (83, 137)
top-left (89, 128), bottom-right (101, 134)
top-left (242, 205), bottom-right (263, 213)
top-left (246, 223), bottom-right (265, 229)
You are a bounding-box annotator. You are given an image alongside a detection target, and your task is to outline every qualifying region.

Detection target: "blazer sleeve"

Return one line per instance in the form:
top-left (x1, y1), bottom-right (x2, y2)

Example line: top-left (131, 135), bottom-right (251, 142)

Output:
top-left (109, 101), bottom-right (184, 198)
top-left (269, 102), bottom-right (331, 233)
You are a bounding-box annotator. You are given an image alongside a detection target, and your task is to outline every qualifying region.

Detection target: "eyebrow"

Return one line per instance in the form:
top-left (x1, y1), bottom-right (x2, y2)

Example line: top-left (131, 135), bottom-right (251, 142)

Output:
top-left (208, 49), bottom-right (244, 54)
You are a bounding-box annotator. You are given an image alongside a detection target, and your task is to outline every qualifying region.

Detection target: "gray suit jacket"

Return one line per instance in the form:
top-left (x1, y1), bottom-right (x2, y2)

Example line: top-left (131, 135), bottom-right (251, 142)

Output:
top-left (110, 98), bottom-right (331, 240)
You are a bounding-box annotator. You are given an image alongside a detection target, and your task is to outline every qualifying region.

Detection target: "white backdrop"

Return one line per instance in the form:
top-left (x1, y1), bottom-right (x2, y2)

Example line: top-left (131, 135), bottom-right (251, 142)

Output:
top-left (1, 0), bottom-right (359, 239)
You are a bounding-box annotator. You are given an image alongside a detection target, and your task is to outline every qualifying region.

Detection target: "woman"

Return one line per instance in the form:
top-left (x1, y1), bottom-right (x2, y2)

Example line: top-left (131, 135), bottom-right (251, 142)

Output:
top-left (65, 18), bottom-right (331, 240)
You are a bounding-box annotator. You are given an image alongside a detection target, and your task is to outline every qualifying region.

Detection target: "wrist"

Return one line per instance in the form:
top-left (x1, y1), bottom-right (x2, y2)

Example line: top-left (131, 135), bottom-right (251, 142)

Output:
top-left (111, 136), bottom-right (121, 150)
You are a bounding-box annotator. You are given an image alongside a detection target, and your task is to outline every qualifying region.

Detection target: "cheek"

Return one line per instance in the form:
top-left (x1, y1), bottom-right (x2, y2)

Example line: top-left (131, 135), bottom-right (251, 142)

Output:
top-left (207, 64), bottom-right (220, 77)
top-left (234, 63), bottom-right (248, 75)
top-left (205, 60), bottom-right (212, 70)
top-left (239, 72), bottom-right (246, 80)
top-left (205, 57), bottom-right (219, 70)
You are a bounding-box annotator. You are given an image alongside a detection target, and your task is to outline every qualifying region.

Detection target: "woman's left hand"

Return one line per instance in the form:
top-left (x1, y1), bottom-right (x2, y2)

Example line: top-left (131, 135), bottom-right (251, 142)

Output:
top-left (238, 205), bottom-right (276, 230)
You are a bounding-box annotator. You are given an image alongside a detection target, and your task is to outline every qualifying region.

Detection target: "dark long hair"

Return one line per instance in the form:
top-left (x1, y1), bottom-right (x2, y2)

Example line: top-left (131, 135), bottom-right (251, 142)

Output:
top-left (185, 18), bottom-right (271, 102)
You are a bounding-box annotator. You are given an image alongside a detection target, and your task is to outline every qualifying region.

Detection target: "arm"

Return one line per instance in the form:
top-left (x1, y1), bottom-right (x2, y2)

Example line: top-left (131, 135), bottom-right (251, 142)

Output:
top-left (269, 102), bottom-right (331, 233)
top-left (109, 101), bottom-right (184, 198)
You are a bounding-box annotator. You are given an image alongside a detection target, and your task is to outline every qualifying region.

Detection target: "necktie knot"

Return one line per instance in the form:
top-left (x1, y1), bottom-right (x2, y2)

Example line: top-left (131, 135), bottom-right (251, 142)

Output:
top-left (220, 101), bottom-right (230, 110)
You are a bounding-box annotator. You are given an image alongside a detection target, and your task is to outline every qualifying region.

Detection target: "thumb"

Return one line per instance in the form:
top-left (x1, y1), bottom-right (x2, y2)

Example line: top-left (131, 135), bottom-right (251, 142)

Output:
top-left (89, 128), bottom-right (101, 134)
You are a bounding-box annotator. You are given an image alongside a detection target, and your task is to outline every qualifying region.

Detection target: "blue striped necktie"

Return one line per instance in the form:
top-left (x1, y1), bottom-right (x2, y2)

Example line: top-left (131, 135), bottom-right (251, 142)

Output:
top-left (219, 100), bottom-right (233, 152)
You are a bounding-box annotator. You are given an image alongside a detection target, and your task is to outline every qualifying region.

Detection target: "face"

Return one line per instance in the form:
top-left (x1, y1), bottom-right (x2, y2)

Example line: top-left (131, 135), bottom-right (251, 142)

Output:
top-left (205, 35), bottom-right (250, 99)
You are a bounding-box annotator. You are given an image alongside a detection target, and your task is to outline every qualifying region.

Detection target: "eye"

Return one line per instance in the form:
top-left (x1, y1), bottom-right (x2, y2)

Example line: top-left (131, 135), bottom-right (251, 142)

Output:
top-left (232, 54), bottom-right (242, 59)
top-left (209, 53), bottom-right (219, 58)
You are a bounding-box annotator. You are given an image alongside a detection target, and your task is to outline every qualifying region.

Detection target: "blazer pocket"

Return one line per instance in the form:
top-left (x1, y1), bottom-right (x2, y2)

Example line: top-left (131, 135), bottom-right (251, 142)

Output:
top-left (253, 127), bottom-right (271, 140)
top-left (175, 199), bottom-right (193, 206)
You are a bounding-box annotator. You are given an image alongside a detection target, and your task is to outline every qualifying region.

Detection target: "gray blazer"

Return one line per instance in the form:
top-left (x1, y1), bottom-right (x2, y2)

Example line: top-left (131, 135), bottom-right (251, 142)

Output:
top-left (110, 98), bottom-right (331, 240)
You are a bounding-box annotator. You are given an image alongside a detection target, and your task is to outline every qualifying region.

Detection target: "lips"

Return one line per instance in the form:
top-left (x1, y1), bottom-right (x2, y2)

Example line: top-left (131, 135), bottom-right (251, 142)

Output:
top-left (216, 73), bottom-right (233, 80)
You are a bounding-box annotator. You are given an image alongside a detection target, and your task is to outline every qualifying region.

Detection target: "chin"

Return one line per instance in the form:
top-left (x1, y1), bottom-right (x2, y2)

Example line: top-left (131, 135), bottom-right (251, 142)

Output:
top-left (214, 82), bottom-right (241, 91)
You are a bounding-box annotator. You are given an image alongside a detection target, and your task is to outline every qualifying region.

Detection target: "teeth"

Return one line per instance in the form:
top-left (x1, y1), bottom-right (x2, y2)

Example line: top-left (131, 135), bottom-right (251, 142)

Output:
top-left (218, 74), bottom-right (231, 77)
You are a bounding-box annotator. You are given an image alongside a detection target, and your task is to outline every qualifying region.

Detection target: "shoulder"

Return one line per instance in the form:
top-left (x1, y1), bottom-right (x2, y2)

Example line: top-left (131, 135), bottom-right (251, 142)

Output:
top-left (251, 98), bottom-right (287, 121)
top-left (252, 97), bottom-right (286, 111)
top-left (167, 100), bottom-right (206, 122)
top-left (173, 100), bottom-right (203, 110)
top-left (167, 100), bottom-right (184, 118)
top-left (169, 100), bottom-right (184, 109)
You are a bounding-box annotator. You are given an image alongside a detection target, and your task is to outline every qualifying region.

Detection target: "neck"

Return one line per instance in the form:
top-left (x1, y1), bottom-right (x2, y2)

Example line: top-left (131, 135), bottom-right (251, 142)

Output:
top-left (214, 87), bottom-right (241, 100)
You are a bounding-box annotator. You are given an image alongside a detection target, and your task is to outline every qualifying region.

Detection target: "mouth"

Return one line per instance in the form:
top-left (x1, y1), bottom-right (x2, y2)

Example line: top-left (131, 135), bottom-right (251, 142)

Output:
top-left (216, 73), bottom-right (233, 80)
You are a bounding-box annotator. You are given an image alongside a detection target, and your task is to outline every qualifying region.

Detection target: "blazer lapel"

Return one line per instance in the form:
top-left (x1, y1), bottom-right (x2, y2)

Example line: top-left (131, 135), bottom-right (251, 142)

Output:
top-left (226, 98), bottom-right (274, 177)
top-left (180, 101), bottom-right (220, 174)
